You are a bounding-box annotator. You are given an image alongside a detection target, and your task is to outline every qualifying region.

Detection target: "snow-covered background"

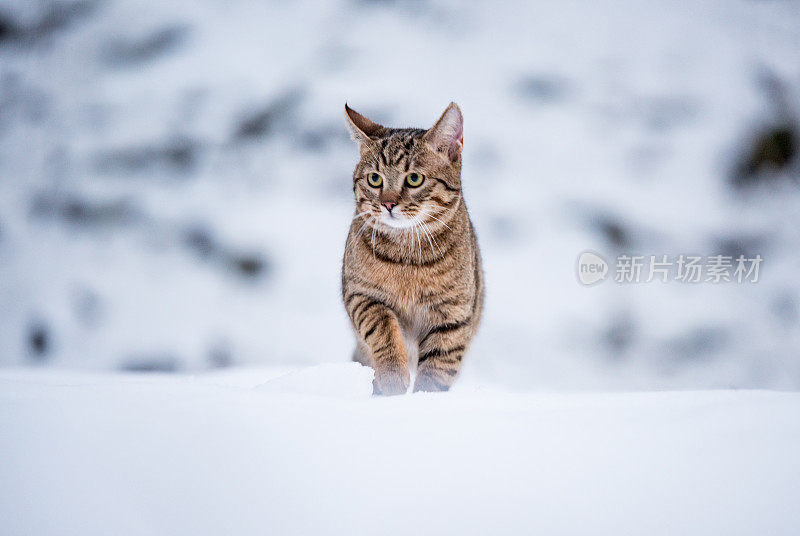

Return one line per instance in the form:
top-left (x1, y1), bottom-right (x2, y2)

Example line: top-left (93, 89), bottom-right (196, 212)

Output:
top-left (1, 0), bottom-right (799, 388)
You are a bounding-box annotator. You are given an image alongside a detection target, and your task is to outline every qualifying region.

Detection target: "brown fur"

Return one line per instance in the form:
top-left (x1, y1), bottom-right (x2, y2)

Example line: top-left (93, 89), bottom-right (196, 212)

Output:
top-left (341, 102), bottom-right (484, 395)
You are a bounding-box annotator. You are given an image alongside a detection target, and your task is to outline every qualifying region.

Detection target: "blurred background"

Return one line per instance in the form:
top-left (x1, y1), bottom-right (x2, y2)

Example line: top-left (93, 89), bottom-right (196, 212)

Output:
top-left (0, 0), bottom-right (798, 390)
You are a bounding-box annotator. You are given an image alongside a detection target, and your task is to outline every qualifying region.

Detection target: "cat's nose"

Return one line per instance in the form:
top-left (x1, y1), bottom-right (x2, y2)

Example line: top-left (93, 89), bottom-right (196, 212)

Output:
top-left (382, 201), bottom-right (397, 212)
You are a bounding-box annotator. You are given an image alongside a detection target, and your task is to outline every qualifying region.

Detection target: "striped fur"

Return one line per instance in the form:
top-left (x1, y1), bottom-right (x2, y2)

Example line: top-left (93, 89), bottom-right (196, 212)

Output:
top-left (341, 103), bottom-right (484, 395)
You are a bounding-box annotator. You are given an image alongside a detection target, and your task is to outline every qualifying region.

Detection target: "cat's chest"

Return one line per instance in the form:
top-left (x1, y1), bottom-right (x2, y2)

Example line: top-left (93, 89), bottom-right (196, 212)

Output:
top-left (347, 226), bottom-right (471, 319)
top-left (376, 264), bottom-right (439, 309)
top-left (373, 260), bottom-right (463, 324)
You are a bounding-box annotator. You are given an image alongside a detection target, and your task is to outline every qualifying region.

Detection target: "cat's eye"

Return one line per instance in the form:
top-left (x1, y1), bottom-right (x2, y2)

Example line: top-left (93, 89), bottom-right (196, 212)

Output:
top-left (405, 172), bottom-right (425, 188)
top-left (367, 172), bottom-right (383, 188)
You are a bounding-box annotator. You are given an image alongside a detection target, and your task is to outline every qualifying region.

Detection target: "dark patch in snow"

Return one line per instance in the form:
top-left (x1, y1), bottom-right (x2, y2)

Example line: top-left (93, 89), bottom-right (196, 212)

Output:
top-left (771, 292), bottom-right (798, 325)
top-left (94, 136), bottom-right (200, 175)
top-left (731, 124), bottom-right (797, 188)
top-left (209, 344), bottom-right (233, 368)
top-left (714, 234), bottom-right (768, 259)
top-left (298, 129), bottom-right (328, 150)
top-left (515, 74), bottom-right (572, 103)
top-left (0, 1), bottom-right (97, 45)
top-left (27, 321), bottom-right (51, 360)
top-left (31, 193), bottom-right (140, 228)
top-left (183, 225), bottom-right (271, 282)
top-left (296, 125), bottom-right (344, 151)
top-left (731, 72), bottom-right (799, 189)
top-left (101, 25), bottom-right (188, 67)
top-left (663, 326), bottom-right (727, 361)
top-left (229, 254), bottom-right (267, 279)
top-left (184, 225), bottom-right (215, 259)
top-left (121, 356), bottom-right (181, 373)
top-left (0, 13), bottom-right (13, 42)
top-left (590, 214), bottom-right (632, 249)
top-left (603, 314), bottom-right (635, 355)
top-left (233, 90), bottom-right (305, 141)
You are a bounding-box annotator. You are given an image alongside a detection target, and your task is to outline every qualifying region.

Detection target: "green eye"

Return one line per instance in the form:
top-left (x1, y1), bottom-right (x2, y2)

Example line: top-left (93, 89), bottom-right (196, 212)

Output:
top-left (367, 173), bottom-right (383, 187)
top-left (405, 172), bottom-right (425, 187)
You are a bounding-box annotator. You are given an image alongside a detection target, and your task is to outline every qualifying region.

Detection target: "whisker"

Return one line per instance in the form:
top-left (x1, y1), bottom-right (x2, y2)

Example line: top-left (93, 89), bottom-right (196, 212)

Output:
top-left (346, 215), bottom-right (372, 250)
top-left (407, 218), bottom-right (418, 264)
top-left (421, 209), bottom-right (452, 230)
top-left (371, 221), bottom-right (377, 258)
top-left (414, 222), bottom-right (422, 262)
top-left (424, 208), bottom-right (453, 220)
top-left (423, 220), bottom-right (441, 256)
top-left (419, 220), bottom-right (438, 259)
top-left (424, 205), bottom-right (449, 213)
top-left (405, 220), bottom-right (415, 263)
top-left (406, 228), bottom-right (413, 263)
top-left (420, 219), bottom-right (443, 259)
top-left (422, 205), bottom-right (450, 217)
top-left (352, 217), bottom-right (371, 245)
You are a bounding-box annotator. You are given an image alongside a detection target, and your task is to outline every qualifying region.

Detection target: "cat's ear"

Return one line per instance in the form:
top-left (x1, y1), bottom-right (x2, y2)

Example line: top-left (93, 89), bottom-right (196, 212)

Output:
top-left (423, 102), bottom-right (463, 162)
top-left (344, 104), bottom-right (386, 149)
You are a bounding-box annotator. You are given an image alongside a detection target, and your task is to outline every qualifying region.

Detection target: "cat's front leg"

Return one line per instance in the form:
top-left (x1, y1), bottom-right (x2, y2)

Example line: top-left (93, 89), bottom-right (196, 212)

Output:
top-left (413, 317), bottom-right (473, 392)
top-left (345, 293), bottom-right (409, 395)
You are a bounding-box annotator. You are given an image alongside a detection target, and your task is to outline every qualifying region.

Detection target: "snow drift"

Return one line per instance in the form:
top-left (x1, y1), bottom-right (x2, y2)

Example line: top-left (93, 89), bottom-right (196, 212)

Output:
top-left (2, 365), bottom-right (799, 535)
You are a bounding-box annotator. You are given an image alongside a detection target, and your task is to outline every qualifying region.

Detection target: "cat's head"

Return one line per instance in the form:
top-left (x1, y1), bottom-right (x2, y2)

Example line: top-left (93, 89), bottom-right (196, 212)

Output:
top-left (345, 103), bottom-right (463, 231)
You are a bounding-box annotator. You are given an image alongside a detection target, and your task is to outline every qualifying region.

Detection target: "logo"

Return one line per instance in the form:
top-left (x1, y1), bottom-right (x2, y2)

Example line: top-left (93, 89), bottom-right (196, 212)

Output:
top-left (577, 251), bottom-right (608, 285)
top-left (576, 251), bottom-right (762, 286)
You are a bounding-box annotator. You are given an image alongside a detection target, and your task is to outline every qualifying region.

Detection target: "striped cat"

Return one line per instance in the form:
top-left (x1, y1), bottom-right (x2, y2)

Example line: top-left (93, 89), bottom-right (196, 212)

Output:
top-left (341, 102), bottom-right (484, 395)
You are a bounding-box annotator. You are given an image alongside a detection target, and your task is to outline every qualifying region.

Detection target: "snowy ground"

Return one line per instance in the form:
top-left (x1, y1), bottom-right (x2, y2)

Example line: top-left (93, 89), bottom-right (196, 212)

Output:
top-left (2, 364), bottom-right (799, 536)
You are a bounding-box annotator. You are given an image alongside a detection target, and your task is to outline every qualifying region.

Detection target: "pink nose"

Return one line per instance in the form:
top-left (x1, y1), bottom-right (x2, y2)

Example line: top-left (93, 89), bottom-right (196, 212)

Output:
top-left (382, 201), bottom-right (397, 212)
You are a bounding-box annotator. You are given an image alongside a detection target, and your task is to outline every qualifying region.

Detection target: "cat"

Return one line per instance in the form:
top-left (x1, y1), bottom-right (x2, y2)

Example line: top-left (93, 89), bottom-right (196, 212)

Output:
top-left (341, 102), bottom-right (484, 395)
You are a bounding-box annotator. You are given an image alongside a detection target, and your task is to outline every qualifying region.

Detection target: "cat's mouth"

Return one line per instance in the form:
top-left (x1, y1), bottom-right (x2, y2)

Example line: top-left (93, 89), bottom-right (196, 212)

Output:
top-left (380, 209), bottom-right (416, 230)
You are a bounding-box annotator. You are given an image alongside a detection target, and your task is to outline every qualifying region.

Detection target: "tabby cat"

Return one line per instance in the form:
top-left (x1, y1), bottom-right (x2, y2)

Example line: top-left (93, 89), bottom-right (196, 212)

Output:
top-left (341, 102), bottom-right (484, 395)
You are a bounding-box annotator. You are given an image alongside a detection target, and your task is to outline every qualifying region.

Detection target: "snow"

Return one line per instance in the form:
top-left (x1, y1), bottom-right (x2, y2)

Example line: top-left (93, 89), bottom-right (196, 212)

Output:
top-left (2, 365), bottom-right (799, 535)
top-left (2, 2), bottom-right (800, 531)
top-left (255, 362), bottom-right (374, 397)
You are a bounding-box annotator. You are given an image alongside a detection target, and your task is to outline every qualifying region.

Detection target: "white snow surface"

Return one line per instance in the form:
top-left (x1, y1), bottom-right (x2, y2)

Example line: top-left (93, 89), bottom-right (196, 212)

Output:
top-left (2, 365), bottom-right (799, 536)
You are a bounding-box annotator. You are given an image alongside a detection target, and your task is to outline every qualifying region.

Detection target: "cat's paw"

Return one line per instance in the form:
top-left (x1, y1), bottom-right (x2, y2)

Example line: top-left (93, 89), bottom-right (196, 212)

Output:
top-left (372, 367), bottom-right (410, 396)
